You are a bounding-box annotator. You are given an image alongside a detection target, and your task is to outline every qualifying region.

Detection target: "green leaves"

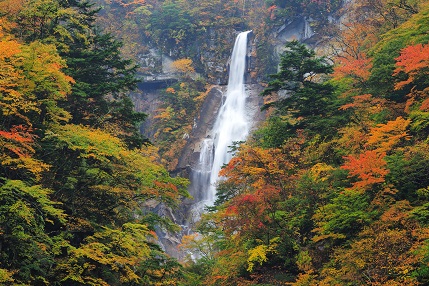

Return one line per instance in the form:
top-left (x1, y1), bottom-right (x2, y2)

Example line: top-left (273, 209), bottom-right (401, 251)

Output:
top-left (59, 223), bottom-right (152, 285)
top-left (0, 179), bottom-right (66, 284)
top-left (312, 190), bottom-right (376, 243)
top-left (48, 124), bottom-right (124, 161)
top-left (260, 40), bottom-right (342, 140)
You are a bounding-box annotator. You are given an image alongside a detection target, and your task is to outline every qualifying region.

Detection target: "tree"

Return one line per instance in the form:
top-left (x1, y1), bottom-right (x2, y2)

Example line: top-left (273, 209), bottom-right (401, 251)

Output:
top-left (0, 179), bottom-right (66, 285)
top-left (393, 43), bottom-right (429, 132)
top-left (42, 124), bottom-right (188, 229)
top-left (172, 58), bottom-right (195, 79)
top-left (261, 40), bottom-right (342, 142)
top-left (149, 2), bottom-right (195, 57)
top-left (10, 0), bottom-right (147, 148)
top-left (0, 25), bottom-right (72, 181)
top-left (318, 201), bottom-right (428, 285)
top-left (393, 43), bottom-right (429, 91)
top-left (368, 2), bottom-right (429, 100)
top-left (56, 223), bottom-right (180, 286)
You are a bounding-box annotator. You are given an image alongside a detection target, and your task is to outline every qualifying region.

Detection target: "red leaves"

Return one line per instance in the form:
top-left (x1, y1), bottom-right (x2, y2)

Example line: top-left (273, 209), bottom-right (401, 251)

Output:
top-left (267, 5), bottom-right (277, 20)
top-left (394, 43), bottom-right (429, 90)
top-left (334, 53), bottom-right (373, 82)
top-left (0, 125), bottom-right (35, 156)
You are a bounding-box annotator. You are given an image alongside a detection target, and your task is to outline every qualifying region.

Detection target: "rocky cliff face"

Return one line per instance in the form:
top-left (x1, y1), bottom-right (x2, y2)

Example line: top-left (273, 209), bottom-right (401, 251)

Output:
top-left (131, 13), bottom-right (340, 259)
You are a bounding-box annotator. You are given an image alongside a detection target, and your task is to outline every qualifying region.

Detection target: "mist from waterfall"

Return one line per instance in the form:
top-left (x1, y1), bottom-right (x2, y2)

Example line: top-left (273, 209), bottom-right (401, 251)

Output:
top-left (189, 31), bottom-right (252, 221)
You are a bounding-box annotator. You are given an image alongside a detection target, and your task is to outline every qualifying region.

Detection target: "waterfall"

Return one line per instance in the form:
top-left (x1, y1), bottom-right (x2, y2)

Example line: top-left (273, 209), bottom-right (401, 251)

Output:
top-left (189, 31), bottom-right (252, 221)
top-left (208, 30), bottom-right (252, 204)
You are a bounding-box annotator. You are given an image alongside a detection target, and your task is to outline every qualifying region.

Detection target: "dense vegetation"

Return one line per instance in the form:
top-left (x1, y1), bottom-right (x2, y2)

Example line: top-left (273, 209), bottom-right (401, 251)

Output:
top-left (0, 0), bottom-right (189, 284)
top-left (178, 0), bottom-right (429, 285)
top-left (2, 0), bottom-right (429, 285)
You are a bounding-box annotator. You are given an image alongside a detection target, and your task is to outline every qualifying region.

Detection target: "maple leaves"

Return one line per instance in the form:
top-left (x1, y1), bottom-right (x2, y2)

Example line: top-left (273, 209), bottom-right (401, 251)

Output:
top-left (0, 2), bottom-right (190, 284)
top-left (394, 43), bottom-right (429, 90)
top-left (331, 20), bottom-right (377, 84)
top-left (341, 150), bottom-right (389, 190)
top-left (340, 116), bottom-right (410, 191)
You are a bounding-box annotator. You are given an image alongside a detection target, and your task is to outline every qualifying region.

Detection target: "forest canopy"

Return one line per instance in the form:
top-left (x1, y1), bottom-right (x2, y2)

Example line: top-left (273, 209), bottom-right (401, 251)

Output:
top-left (2, 0), bottom-right (429, 285)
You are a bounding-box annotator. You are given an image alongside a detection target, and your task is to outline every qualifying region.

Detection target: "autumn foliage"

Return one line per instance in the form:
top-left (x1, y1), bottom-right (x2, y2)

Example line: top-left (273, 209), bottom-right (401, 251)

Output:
top-left (180, 2), bottom-right (429, 285)
top-left (0, 2), bottom-right (188, 285)
top-left (3, 0), bottom-right (429, 285)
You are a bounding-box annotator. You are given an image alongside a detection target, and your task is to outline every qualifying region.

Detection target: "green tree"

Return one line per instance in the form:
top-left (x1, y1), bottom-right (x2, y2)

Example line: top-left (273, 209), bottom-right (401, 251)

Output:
top-left (260, 40), bottom-right (342, 146)
top-left (0, 179), bottom-right (66, 285)
top-left (149, 1), bottom-right (195, 57)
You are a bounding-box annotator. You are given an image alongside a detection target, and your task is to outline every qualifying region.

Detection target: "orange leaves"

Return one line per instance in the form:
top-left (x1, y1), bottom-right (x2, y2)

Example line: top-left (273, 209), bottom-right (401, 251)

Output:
top-left (339, 94), bottom-right (386, 113)
top-left (394, 43), bottom-right (429, 90)
top-left (338, 94), bottom-right (390, 125)
top-left (333, 53), bottom-right (373, 82)
top-left (331, 19), bottom-right (377, 84)
top-left (219, 145), bottom-right (295, 192)
top-left (267, 5), bottom-right (277, 20)
top-left (0, 38), bottom-right (21, 59)
top-left (0, 125), bottom-right (50, 179)
top-left (216, 143), bottom-right (302, 241)
top-left (165, 87), bottom-right (176, 94)
top-left (366, 116), bottom-right (411, 151)
top-left (341, 150), bottom-right (389, 191)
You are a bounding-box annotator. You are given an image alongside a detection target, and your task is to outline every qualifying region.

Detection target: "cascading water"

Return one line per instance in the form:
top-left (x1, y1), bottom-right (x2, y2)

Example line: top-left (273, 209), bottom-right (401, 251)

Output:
top-left (208, 30), bottom-right (252, 204)
top-left (189, 31), bottom-right (252, 222)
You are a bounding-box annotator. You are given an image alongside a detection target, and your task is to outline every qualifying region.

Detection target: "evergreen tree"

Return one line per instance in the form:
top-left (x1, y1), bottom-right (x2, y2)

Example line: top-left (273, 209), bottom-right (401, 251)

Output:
top-left (259, 40), bottom-right (343, 147)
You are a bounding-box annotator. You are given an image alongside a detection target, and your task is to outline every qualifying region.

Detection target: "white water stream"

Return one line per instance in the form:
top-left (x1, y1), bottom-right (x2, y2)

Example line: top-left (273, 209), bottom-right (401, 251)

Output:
top-left (190, 31), bottom-right (252, 220)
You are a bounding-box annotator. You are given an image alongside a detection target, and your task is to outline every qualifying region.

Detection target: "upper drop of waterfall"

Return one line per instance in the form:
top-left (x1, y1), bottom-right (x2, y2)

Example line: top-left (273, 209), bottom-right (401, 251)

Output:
top-left (207, 30), bottom-right (252, 205)
top-left (188, 31), bottom-right (253, 222)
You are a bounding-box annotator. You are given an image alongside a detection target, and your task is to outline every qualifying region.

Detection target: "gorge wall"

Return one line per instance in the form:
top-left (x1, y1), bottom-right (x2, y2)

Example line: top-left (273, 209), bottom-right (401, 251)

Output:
top-left (130, 16), bottom-right (332, 258)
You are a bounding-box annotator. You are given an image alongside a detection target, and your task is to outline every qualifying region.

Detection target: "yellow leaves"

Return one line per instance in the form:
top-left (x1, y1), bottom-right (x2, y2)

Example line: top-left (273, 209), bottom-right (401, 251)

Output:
top-left (154, 106), bottom-right (173, 120)
top-left (0, 30), bottom-right (73, 127)
top-left (172, 58), bottom-right (195, 75)
top-left (50, 124), bottom-right (125, 162)
top-left (0, 268), bottom-right (14, 284)
top-left (309, 163), bottom-right (335, 182)
top-left (21, 41), bottom-right (74, 100)
top-left (247, 245), bottom-right (268, 272)
top-left (63, 223), bottom-right (152, 285)
top-left (247, 238), bottom-right (279, 272)
top-left (336, 124), bottom-right (367, 153)
top-left (311, 232), bottom-right (346, 243)
top-left (0, 33), bottom-right (39, 125)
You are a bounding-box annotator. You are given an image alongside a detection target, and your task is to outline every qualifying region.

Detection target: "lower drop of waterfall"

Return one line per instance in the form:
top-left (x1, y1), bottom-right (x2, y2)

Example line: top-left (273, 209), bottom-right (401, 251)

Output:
top-left (188, 30), bottom-right (253, 223)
